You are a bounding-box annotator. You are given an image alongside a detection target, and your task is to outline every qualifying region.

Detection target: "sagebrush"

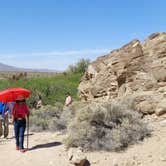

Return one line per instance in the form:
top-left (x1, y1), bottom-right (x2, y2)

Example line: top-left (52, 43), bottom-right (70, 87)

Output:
top-left (29, 103), bottom-right (63, 132)
top-left (64, 100), bottom-right (150, 151)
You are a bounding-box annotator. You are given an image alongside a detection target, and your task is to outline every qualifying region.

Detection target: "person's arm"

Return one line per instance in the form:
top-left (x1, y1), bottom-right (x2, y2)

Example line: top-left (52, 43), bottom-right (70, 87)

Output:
top-left (11, 105), bottom-right (16, 123)
top-left (64, 97), bottom-right (68, 106)
top-left (11, 115), bottom-right (14, 123)
top-left (4, 104), bottom-right (10, 116)
top-left (25, 104), bottom-right (30, 117)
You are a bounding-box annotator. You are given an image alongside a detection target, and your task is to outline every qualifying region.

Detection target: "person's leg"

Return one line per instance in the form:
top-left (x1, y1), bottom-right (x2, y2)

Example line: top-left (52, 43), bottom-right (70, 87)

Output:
top-left (4, 116), bottom-right (9, 138)
top-left (14, 120), bottom-right (19, 149)
top-left (19, 119), bottom-right (26, 150)
top-left (0, 116), bottom-right (3, 137)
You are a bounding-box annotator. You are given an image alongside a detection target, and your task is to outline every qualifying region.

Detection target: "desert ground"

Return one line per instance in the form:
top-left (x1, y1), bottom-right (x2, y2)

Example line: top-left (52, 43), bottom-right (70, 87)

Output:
top-left (0, 115), bottom-right (166, 166)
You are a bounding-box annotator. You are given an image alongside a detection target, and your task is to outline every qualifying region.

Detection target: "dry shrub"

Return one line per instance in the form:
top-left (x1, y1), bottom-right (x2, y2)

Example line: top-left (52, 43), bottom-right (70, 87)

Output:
top-left (30, 101), bottom-right (87, 132)
top-left (48, 109), bottom-right (73, 131)
top-left (64, 100), bottom-right (150, 151)
top-left (49, 101), bottom-right (88, 132)
top-left (30, 103), bottom-right (63, 132)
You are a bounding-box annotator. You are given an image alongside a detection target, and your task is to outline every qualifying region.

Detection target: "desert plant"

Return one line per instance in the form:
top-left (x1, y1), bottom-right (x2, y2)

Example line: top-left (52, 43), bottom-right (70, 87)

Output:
top-left (29, 103), bottom-right (63, 132)
top-left (49, 101), bottom-right (87, 132)
top-left (64, 100), bottom-right (150, 151)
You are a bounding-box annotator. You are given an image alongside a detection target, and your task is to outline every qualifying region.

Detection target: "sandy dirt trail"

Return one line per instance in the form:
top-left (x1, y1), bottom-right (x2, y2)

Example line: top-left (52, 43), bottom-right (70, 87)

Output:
top-left (0, 116), bottom-right (166, 166)
top-left (0, 126), bottom-right (68, 166)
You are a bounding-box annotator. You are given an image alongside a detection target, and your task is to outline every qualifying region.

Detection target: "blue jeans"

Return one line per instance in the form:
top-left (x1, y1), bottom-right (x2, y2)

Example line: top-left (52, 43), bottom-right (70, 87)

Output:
top-left (14, 119), bottom-right (26, 149)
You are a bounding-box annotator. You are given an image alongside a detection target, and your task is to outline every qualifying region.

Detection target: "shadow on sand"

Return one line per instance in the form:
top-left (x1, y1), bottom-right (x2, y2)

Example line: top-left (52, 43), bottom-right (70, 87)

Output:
top-left (84, 160), bottom-right (91, 166)
top-left (28, 141), bottom-right (62, 151)
top-left (7, 133), bottom-right (34, 140)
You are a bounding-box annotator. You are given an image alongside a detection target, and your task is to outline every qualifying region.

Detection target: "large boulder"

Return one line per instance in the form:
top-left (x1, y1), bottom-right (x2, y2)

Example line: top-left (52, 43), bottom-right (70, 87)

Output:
top-left (68, 147), bottom-right (87, 166)
top-left (78, 32), bottom-right (166, 115)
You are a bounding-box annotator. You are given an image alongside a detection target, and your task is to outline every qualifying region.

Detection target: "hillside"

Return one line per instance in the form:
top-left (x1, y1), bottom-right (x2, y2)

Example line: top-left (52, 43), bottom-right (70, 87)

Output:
top-left (78, 32), bottom-right (166, 116)
top-left (0, 62), bottom-right (19, 71)
top-left (0, 32), bottom-right (166, 166)
top-left (0, 62), bottom-right (57, 72)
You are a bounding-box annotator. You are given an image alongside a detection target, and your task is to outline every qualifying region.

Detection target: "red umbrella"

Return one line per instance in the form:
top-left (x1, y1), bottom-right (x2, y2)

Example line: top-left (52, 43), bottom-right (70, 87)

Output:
top-left (0, 87), bottom-right (31, 102)
top-left (0, 87), bottom-right (31, 149)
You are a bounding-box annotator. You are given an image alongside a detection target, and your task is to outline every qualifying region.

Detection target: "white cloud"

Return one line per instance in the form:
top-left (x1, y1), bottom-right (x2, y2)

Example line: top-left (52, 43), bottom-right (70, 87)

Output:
top-left (0, 48), bottom-right (110, 70)
top-left (31, 49), bottom-right (110, 56)
top-left (0, 54), bottom-right (16, 59)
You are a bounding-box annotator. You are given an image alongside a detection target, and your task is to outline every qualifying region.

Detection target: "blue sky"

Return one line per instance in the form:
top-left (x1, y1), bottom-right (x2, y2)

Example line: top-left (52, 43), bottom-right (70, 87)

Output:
top-left (0, 0), bottom-right (165, 70)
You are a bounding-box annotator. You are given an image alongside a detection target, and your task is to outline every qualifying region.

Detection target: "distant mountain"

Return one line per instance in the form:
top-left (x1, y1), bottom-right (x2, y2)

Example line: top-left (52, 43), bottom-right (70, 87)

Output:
top-left (0, 62), bottom-right (57, 72)
top-left (0, 62), bottom-right (19, 71)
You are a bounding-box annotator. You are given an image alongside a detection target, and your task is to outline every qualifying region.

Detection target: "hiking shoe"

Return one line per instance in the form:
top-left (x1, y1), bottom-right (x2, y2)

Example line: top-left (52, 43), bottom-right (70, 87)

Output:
top-left (16, 145), bottom-right (19, 150)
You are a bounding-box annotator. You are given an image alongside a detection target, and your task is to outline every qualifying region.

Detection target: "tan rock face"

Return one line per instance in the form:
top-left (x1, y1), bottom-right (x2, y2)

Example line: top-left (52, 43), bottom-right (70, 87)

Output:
top-left (78, 32), bottom-right (166, 115)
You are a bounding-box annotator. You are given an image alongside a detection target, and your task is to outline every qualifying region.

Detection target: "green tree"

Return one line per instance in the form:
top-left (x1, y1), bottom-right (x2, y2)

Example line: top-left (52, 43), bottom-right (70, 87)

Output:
top-left (68, 58), bottom-right (90, 73)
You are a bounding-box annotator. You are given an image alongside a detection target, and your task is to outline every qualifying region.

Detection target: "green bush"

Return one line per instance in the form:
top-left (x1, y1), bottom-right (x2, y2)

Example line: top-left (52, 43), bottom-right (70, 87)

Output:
top-left (64, 100), bottom-right (150, 151)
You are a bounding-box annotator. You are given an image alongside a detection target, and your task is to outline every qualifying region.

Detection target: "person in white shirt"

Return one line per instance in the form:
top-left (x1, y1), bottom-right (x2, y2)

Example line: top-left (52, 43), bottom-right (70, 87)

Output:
top-left (36, 95), bottom-right (42, 109)
top-left (64, 93), bottom-right (73, 107)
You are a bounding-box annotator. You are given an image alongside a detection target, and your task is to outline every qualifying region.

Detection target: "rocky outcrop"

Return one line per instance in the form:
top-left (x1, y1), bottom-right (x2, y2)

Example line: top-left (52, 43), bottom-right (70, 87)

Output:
top-left (78, 32), bottom-right (166, 115)
top-left (68, 147), bottom-right (88, 166)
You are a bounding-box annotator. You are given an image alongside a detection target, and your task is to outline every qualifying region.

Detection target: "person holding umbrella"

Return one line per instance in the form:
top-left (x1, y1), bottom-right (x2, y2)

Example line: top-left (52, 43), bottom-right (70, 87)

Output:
top-left (12, 95), bottom-right (30, 153)
top-left (0, 87), bottom-right (31, 152)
